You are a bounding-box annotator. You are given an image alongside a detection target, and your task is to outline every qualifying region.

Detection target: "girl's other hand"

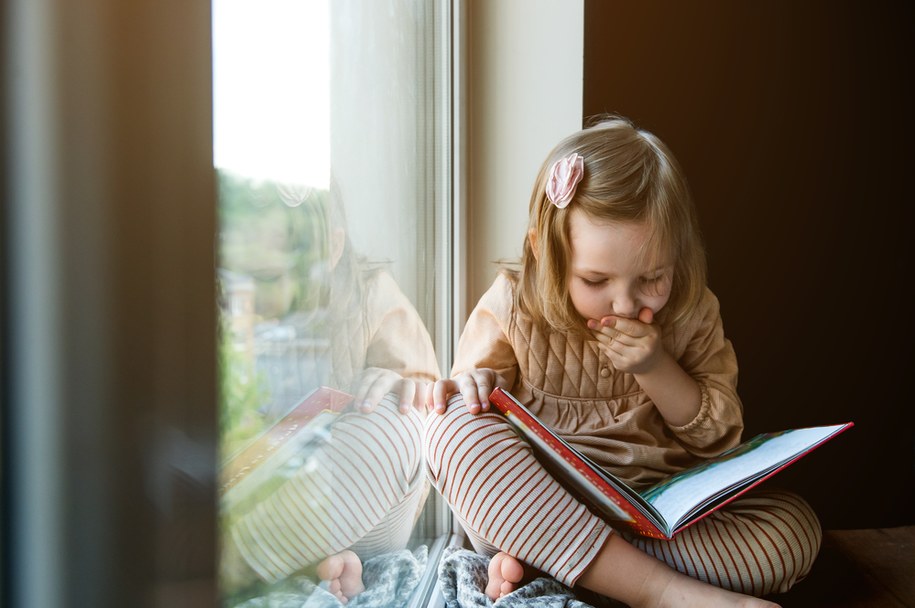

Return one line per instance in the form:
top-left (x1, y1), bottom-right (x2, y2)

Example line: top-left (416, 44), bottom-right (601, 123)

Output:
top-left (426, 368), bottom-right (506, 415)
top-left (351, 367), bottom-right (426, 414)
top-left (588, 307), bottom-right (664, 374)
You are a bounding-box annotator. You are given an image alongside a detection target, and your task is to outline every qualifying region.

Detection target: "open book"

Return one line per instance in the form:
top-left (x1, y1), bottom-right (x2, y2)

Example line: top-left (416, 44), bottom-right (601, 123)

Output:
top-left (489, 387), bottom-right (852, 540)
top-left (220, 386), bottom-right (353, 511)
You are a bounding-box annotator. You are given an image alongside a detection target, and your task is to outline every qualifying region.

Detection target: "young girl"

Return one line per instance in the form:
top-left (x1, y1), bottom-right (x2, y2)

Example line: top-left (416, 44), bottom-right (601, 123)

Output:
top-left (219, 182), bottom-right (440, 604)
top-left (424, 116), bottom-right (820, 607)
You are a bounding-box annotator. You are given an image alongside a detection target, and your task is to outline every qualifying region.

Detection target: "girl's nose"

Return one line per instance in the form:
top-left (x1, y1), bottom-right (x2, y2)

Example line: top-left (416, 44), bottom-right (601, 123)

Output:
top-left (612, 289), bottom-right (638, 318)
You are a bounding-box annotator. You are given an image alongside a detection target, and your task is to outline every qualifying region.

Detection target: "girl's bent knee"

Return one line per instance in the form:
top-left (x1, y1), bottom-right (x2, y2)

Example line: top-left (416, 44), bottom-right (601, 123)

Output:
top-left (739, 489), bottom-right (822, 595)
top-left (422, 398), bottom-right (539, 536)
top-left (771, 491), bottom-right (822, 592)
top-left (423, 395), bottom-right (509, 482)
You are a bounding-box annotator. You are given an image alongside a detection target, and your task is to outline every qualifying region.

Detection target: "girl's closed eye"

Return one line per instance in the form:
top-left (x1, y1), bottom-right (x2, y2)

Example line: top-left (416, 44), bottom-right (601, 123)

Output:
top-left (639, 272), bottom-right (672, 295)
top-left (581, 277), bottom-right (606, 288)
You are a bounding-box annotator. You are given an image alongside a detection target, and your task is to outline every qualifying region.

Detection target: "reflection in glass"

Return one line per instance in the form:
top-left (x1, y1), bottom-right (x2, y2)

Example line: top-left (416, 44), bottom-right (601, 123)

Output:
top-left (218, 178), bottom-right (438, 605)
top-left (213, 1), bottom-right (446, 605)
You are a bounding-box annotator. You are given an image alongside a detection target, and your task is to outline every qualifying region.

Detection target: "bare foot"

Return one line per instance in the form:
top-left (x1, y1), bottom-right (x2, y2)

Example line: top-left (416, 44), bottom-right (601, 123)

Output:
top-left (578, 535), bottom-right (781, 608)
top-left (637, 562), bottom-right (781, 608)
top-left (316, 550), bottom-right (365, 604)
top-left (485, 552), bottom-right (527, 600)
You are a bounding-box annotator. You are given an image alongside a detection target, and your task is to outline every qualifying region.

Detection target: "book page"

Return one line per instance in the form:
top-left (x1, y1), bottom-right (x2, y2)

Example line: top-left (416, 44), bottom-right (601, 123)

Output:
top-left (641, 424), bottom-right (849, 531)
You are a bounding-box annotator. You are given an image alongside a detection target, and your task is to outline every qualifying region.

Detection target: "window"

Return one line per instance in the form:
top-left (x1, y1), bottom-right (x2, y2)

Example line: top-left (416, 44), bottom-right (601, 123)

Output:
top-left (2, 0), bottom-right (465, 604)
top-left (213, 1), bottom-right (455, 605)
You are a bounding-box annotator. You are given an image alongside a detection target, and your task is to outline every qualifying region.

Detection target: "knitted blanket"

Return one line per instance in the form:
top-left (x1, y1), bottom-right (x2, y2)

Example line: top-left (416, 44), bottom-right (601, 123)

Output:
top-left (437, 547), bottom-right (602, 608)
top-left (233, 546), bottom-right (427, 608)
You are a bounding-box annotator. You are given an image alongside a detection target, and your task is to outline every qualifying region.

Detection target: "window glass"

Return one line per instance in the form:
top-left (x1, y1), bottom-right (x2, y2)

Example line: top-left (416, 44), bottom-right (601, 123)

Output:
top-left (213, 1), bottom-right (449, 605)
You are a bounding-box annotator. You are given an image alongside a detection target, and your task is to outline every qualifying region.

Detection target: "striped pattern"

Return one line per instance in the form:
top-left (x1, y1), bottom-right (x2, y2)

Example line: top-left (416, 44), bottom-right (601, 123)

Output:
top-left (626, 489), bottom-right (822, 596)
top-left (425, 397), bottom-right (821, 594)
top-left (425, 398), bottom-right (611, 586)
top-left (230, 396), bottom-right (427, 582)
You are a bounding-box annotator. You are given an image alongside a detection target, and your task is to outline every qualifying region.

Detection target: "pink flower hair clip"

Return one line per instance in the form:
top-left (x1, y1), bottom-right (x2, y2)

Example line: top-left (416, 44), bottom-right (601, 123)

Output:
top-left (545, 152), bottom-right (585, 209)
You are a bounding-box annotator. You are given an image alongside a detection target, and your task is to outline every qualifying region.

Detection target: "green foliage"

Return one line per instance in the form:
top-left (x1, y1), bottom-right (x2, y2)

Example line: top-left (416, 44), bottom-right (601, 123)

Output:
top-left (217, 315), bottom-right (269, 462)
top-left (216, 169), bottom-right (332, 460)
top-left (217, 169), bottom-right (332, 319)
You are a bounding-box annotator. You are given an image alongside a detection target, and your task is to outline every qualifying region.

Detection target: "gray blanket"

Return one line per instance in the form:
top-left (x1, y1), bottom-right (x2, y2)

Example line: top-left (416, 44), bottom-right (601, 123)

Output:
top-left (437, 547), bottom-right (606, 608)
top-left (231, 545), bottom-right (619, 607)
top-left (234, 546), bottom-right (427, 608)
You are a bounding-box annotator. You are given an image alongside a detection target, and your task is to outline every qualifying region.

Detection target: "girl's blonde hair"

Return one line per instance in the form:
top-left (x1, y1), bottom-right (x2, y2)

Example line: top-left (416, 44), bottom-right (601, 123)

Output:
top-left (516, 115), bottom-right (707, 334)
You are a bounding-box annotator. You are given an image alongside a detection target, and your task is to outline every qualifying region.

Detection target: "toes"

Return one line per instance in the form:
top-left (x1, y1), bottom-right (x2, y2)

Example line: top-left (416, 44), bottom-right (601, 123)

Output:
top-left (500, 579), bottom-right (516, 596)
top-left (485, 555), bottom-right (506, 600)
top-left (500, 554), bottom-right (525, 585)
top-left (485, 552), bottom-right (528, 600)
top-left (337, 550), bottom-right (365, 598)
top-left (316, 551), bottom-right (365, 602)
top-left (486, 552), bottom-right (522, 600)
top-left (325, 579), bottom-right (343, 597)
top-left (316, 554), bottom-right (344, 581)
top-left (484, 580), bottom-right (503, 600)
top-left (487, 552), bottom-right (506, 579)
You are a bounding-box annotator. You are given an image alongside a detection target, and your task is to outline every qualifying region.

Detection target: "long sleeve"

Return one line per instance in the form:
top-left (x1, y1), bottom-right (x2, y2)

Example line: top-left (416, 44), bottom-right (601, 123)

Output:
top-left (666, 288), bottom-right (744, 457)
top-left (451, 273), bottom-right (519, 388)
top-left (364, 271), bottom-right (441, 383)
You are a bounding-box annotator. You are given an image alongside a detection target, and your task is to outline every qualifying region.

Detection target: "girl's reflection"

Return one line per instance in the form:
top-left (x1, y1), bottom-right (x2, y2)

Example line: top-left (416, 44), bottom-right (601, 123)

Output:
top-left (219, 177), bottom-right (439, 605)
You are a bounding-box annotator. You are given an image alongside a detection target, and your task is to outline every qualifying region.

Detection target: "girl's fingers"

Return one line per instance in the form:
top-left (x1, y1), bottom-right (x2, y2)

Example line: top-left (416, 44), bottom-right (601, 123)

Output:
top-left (612, 316), bottom-right (652, 338)
top-left (588, 322), bottom-right (630, 345)
top-left (587, 316), bottom-right (617, 330)
top-left (593, 327), bottom-right (627, 348)
top-left (396, 379), bottom-right (417, 414)
top-left (590, 314), bottom-right (651, 338)
top-left (425, 381), bottom-right (436, 410)
top-left (592, 331), bottom-right (609, 347)
top-left (596, 337), bottom-right (619, 358)
top-left (467, 370), bottom-right (493, 411)
top-left (638, 307), bottom-right (654, 324)
top-left (359, 372), bottom-right (392, 412)
top-left (609, 317), bottom-right (635, 336)
top-left (431, 379), bottom-right (459, 413)
top-left (458, 374), bottom-right (483, 413)
top-left (351, 369), bottom-right (379, 411)
top-left (429, 370), bottom-right (501, 415)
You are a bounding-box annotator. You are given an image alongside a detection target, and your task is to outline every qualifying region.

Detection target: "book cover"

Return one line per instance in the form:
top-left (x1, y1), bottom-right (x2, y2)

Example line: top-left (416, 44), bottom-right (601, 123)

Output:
top-left (220, 386), bottom-right (353, 509)
top-left (488, 387), bottom-right (852, 539)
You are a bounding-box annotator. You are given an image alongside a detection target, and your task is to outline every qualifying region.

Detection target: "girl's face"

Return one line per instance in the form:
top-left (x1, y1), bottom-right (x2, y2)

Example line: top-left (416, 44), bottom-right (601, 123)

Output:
top-left (566, 209), bottom-right (673, 322)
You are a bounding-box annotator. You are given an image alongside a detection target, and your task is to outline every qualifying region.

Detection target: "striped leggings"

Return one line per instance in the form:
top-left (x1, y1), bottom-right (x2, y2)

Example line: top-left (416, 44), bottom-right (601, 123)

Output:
top-left (424, 398), bottom-right (822, 597)
top-left (227, 395), bottom-right (428, 583)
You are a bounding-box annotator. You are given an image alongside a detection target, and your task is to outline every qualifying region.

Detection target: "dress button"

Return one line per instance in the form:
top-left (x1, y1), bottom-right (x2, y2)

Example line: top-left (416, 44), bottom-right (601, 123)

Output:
top-left (599, 367), bottom-right (610, 378)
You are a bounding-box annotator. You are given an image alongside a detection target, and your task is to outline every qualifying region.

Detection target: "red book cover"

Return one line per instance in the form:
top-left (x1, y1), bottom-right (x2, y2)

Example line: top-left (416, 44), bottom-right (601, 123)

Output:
top-left (488, 387), bottom-right (669, 538)
top-left (220, 386), bottom-right (353, 497)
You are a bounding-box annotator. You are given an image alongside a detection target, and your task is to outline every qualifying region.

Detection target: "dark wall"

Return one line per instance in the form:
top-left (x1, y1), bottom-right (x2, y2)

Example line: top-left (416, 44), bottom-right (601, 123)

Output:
top-left (584, 1), bottom-right (914, 530)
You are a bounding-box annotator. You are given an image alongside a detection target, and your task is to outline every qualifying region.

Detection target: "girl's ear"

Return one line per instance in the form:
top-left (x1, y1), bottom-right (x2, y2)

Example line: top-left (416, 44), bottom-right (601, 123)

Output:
top-left (329, 227), bottom-right (346, 269)
top-left (528, 229), bottom-right (540, 261)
